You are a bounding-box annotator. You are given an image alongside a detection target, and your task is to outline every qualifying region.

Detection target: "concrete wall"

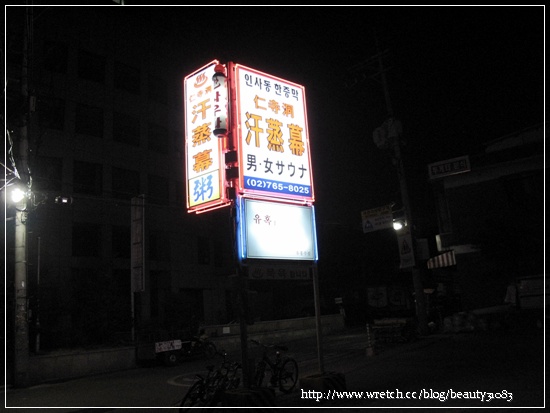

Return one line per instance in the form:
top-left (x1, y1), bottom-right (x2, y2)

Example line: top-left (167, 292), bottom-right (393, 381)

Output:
top-left (24, 314), bottom-right (345, 386)
top-left (28, 346), bottom-right (137, 386)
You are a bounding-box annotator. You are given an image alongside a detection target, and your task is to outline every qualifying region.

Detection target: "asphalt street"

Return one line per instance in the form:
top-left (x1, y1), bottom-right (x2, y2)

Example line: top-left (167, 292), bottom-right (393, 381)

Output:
top-left (4, 320), bottom-right (546, 410)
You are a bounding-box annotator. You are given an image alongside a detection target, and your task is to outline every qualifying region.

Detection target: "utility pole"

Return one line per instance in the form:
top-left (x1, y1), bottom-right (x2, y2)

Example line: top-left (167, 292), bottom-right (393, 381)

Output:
top-left (374, 39), bottom-right (429, 336)
top-left (14, 5), bottom-right (33, 387)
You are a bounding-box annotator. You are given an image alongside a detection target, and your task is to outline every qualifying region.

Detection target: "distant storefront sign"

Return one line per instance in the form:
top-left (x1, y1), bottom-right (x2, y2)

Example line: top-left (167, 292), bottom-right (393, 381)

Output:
top-left (361, 204), bottom-right (393, 233)
top-left (428, 155), bottom-right (470, 180)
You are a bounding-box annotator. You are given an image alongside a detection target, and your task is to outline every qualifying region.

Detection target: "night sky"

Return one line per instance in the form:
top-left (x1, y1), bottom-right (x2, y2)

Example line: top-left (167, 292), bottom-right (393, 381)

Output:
top-left (155, 5), bottom-right (543, 234)
top-left (7, 4), bottom-right (545, 235)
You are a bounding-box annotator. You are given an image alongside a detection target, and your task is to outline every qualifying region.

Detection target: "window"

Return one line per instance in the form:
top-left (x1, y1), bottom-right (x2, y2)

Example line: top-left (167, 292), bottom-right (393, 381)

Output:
top-left (173, 130), bottom-right (184, 159)
top-left (38, 96), bottom-right (65, 130)
top-left (75, 103), bottom-right (104, 138)
top-left (149, 230), bottom-right (171, 262)
top-left (33, 156), bottom-right (63, 192)
top-left (150, 270), bottom-right (170, 318)
top-left (112, 225), bottom-right (130, 259)
top-left (72, 222), bottom-right (101, 257)
top-left (43, 41), bottom-right (68, 74)
top-left (115, 61), bottom-right (140, 95)
top-left (213, 239), bottom-right (224, 268)
top-left (112, 166), bottom-right (140, 199)
top-left (73, 160), bottom-right (102, 195)
top-left (198, 236), bottom-right (210, 265)
top-left (148, 174), bottom-right (169, 205)
top-left (148, 123), bottom-right (169, 154)
top-left (175, 181), bottom-right (185, 207)
top-left (78, 49), bottom-right (105, 83)
top-left (113, 111), bottom-right (140, 146)
top-left (148, 75), bottom-right (167, 104)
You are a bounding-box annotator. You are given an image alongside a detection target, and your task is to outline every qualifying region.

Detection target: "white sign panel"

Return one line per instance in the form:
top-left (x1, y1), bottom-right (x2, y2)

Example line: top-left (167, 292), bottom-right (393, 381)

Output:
top-left (238, 198), bottom-right (318, 261)
top-left (234, 64), bottom-right (314, 204)
top-left (397, 227), bottom-right (415, 270)
top-left (184, 60), bottom-right (228, 212)
top-left (361, 204), bottom-right (393, 233)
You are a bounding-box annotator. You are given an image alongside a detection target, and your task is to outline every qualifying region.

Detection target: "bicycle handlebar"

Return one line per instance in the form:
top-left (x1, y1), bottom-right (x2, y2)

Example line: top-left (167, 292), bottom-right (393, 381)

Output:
top-left (249, 339), bottom-right (288, 352)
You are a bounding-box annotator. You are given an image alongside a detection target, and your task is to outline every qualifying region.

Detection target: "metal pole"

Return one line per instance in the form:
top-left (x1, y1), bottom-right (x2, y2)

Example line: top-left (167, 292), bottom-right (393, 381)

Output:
top-left (35, 236), bottom-right (41, 353)
top-left (14, 207), bottom-right (29, 386)
top-left (230, 203), bottom-right (250, 387)
top-left (312, 264), bottom-right (325, 373)
top-left (14, 5), bottom-right (33, 387)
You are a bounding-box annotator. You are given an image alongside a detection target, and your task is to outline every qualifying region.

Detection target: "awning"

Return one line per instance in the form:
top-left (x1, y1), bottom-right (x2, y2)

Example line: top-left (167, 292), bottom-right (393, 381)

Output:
top-left (427, 250), bottom-right (456, 269)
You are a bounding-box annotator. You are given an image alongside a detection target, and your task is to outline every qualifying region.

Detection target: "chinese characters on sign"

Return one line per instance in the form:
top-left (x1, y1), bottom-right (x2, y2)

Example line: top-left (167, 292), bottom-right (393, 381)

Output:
top-left (234, 64), bottom-right (314, 203)
top-left (184, 60), bottom-right (228, 212)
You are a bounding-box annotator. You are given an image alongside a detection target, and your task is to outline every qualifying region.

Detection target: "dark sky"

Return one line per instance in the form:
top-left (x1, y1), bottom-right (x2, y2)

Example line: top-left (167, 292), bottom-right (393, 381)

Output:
top-left (146, 5), bottom-right (543, 233)
top-left (7, 4), bottom-right (545, 234)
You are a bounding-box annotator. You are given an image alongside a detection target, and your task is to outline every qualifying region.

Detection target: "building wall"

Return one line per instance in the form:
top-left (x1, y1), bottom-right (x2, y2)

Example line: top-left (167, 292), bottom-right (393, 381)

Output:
top-left (432, 124), bottom-right (545, 311)
top-left (5, 7), bottom-right (237, 351)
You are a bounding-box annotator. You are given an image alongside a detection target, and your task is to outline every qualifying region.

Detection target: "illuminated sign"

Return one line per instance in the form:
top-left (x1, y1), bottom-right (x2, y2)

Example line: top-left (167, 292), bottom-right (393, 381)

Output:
top-left (236, 197), bottom-right (318, 262)
top-left (232, 63), bottom-right (314, 204)
top-left (184, 60), bottom-right (230, 213)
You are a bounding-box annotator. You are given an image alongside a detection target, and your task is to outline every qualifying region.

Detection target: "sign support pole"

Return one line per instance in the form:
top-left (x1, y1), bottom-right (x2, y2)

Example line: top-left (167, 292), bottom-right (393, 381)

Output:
top-left (231, 203), bottom-right (251, 388)
top-left (312, 264), bottom-right (325, 374)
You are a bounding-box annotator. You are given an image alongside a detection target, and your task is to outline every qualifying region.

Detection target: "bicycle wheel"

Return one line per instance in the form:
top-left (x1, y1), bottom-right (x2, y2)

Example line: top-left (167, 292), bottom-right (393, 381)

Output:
top-left (204, 342), bottom-right (217, 359)
top-left (278, 358), bottom-right (298, 393)
top-left (180, 381), bottom-right (205, 408)
top-left (164, 351), bottom-right (179, 366)
top-left (227, 364), bottom-right (242, 389)
top-left (253, 361), bottom-right (266, 387)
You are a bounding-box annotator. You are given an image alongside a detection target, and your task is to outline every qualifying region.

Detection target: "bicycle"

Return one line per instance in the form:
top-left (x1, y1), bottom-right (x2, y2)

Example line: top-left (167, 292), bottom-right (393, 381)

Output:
top-left (249, 338), bottom-right (299, 394)
top-left (179, 350), bottom-right (242, 410)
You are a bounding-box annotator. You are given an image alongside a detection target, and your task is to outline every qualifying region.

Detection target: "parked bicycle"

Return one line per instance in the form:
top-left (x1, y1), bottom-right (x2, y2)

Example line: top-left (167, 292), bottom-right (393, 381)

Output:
top-left (179, 350), bottom-right (242, 410)
top-left (249, 338), bottom-right (299, 394)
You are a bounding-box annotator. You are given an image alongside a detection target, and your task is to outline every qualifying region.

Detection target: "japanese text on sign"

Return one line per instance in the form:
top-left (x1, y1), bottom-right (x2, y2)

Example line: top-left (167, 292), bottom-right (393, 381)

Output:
top-left (235, 65), bottom-right (314, 203)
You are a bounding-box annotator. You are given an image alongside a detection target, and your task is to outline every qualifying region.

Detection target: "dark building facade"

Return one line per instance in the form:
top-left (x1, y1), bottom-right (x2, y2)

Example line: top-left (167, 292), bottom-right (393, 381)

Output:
top-left (4, 6), bottom-right (244, 358)
top-left (427, 123), bottom-right (545, 312)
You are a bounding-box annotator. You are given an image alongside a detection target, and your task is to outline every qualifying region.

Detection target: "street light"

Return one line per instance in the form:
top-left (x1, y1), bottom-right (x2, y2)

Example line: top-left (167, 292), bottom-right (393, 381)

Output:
top-left (9, 183), bottom-right (30, 206)
top-left (392, 219), bottom-right (405, 231)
